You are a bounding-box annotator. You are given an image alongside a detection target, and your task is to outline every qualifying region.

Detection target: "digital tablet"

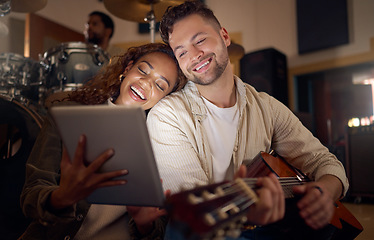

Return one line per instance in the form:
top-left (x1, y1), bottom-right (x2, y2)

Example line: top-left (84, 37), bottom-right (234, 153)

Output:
top-left (50, 104), bottom-right (165, 207)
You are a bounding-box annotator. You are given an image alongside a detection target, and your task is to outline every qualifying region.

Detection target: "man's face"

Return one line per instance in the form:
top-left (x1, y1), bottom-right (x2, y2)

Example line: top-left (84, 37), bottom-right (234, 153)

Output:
top-left (84, 15), bottom-right (107, 45)
top-left (168, 14), bottom-right (230, 85)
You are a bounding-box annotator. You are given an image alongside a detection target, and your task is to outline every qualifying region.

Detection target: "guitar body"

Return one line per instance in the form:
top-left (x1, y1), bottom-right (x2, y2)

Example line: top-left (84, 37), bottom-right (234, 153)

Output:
top-left (246, 151), bottom-right (363, 240)
top-left (166, 151), bottom-right (363, 240)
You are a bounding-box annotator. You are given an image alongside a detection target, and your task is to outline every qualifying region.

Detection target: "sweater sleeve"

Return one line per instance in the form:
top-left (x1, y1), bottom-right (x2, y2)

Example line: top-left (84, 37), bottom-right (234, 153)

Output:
top-left (269, 96), bottom-right (349, 197)
top-left (20, 113), bottom-right (77, 224)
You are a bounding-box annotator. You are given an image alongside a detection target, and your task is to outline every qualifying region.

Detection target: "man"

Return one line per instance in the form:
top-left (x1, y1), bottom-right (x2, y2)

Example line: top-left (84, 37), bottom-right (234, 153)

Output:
top-left (146, 1), bottom-right (349, 239)
top-left (84, 11), bottom-right (124, 56)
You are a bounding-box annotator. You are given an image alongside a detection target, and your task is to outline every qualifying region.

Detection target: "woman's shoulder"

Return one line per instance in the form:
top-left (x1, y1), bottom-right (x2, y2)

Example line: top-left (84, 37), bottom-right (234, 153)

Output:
top-left (155, 87), bottom-right (189, 108)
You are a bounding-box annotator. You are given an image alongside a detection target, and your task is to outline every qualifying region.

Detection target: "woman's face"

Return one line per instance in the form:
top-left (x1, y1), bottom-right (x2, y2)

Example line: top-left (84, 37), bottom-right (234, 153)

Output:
top-left (115, 52), bottom-right (178, 110)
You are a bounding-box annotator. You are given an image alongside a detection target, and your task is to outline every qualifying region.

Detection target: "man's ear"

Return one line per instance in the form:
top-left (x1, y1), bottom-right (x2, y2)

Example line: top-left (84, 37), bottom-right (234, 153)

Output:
top-left (220, 27), bottom-right (231, 47)
top-left (105, 28), bottom-right (113, 39)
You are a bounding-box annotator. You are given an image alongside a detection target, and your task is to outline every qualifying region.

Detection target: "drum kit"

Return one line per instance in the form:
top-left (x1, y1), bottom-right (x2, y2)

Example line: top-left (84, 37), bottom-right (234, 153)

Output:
top-left (1, 0), bottom-right (187, 151)
top-left (0, 40), bottom-right (112, 238)
top-left (0, 41), bottom-right (111, 139)
top-left (1, 0), bottom-right (185, 111)
top-left (1, 0), bottom-right (185, 157)
top-left (0, 1), bottom-right (183, 238)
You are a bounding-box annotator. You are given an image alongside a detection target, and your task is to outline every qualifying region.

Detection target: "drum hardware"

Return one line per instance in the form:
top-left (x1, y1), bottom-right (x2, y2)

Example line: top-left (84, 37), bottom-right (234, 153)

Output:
top-left (103, 0), bottom-right (185, 43)
top-left (94, 52), bottom-right (108, 67)
top-left (0, 53), bottom-right (43, 103)
top-left (144, 4), bottom-right (156, 43)
top-left (55, 70), bottom-right (67, 92)
top-left (0, 0), bottom-right (11, 16)
top-left (58, 50), bottom-right (69, 63)
top-left (103, 0), bottom-right (185, 23)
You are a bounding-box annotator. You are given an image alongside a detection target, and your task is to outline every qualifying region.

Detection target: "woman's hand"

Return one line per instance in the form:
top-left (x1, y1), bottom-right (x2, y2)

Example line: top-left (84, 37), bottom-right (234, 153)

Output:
top-left (49, 134), bottom-right (128, 210)
top-left (127, 189), bottom-right (171, 235)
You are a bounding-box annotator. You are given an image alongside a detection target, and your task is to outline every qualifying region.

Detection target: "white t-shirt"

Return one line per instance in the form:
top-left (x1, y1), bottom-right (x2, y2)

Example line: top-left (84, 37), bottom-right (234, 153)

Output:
top-left (202, 96), bottom-right (239, 182)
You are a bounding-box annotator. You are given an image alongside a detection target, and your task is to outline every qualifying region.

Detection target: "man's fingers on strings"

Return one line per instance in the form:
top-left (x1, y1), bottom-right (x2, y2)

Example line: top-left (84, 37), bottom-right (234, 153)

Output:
top-left (234, 164), bottom-right (247, 179)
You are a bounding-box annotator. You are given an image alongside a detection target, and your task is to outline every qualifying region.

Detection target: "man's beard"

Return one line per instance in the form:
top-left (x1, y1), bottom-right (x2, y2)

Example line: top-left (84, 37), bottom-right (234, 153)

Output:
top-left (189, 53), bottom-right (229, 86)
top-left (87, 35), bottom-right (102, 45)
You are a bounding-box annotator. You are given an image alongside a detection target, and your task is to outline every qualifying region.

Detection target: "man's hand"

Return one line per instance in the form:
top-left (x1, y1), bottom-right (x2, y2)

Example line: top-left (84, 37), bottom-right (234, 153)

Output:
top-left (235, 165), bottom-right (285, 225)
top-left (293, 175), bottom-right (342, 229)
top-left (247, 173), bottom-right (285, 225)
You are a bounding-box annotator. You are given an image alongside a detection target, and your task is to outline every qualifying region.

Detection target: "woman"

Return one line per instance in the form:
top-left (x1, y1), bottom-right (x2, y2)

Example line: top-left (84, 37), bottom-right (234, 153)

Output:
top-left (68, 43), bottom-right (185, 109)
top-left (19, 43), bottom-right (186, 240)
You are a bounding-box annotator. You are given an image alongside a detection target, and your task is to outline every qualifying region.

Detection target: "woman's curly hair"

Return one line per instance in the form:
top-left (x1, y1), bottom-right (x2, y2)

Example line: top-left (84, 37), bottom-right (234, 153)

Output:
top-left (68, 42), bottom-right (186, 105)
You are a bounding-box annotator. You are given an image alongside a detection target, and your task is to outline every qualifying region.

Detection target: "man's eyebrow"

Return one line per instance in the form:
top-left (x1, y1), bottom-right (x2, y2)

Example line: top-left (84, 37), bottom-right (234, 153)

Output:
top-left (174, 32), bottom-right (206, 53)
top-left (141, 60), bottom-right (170, 87)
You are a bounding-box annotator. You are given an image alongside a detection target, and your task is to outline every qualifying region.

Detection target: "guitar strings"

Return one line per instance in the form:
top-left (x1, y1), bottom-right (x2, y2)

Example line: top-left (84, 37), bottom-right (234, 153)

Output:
top-left (207, 177), bottom-right (309, 195)
top-left (201, 176), bottom-right (311, 224)
top-left (212, 177), bottom-right (310, 201)
top-left (243, 177), bottom-right (310, 198)
top-left (202, 176), bottom-right (311, 220)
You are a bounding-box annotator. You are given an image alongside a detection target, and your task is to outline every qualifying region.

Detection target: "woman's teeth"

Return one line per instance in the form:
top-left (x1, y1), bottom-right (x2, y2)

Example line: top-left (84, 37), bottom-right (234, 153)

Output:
top-left (131, 86), bottom-right (145, 100)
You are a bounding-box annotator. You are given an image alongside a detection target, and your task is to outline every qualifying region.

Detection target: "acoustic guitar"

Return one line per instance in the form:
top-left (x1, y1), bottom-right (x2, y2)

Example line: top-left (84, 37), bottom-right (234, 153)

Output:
top-left (166, 151), bottom-right (363, 240)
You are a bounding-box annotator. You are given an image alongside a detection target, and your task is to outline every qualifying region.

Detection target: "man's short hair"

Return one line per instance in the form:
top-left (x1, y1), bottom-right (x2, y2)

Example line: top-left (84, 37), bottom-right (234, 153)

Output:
top-left (89, 11), bottom-right (115, 38)
top-left (159, 0), bottom-right (221, 44)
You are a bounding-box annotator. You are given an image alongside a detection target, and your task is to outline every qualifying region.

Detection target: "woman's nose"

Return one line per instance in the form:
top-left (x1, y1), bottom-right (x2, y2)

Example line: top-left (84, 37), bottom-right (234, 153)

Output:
top-left (138, 77), bottom-right (152, 90)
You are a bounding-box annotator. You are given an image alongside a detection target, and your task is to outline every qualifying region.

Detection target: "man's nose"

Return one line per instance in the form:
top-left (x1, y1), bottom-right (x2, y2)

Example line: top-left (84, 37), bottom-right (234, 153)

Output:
top-left (190, 47), bottom-right (203, 61)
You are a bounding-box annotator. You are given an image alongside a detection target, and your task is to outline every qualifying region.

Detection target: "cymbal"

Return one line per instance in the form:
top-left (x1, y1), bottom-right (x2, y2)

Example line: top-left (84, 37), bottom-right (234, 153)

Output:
top-left (228, 42), bottom-right (245, 58)
top-left (10, 0), bottom-right (48, 13)
top-left (103, 0), bottom-right (185, 23)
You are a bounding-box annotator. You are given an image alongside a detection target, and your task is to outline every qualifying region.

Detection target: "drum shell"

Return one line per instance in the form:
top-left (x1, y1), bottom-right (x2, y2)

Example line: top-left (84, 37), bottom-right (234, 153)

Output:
top-left (0, 96), bottom-right (44, 239)
top-left (41, 42), bottom-right (110, 94)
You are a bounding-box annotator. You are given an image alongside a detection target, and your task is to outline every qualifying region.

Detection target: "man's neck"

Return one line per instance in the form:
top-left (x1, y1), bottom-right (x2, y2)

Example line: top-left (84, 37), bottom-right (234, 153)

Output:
top-left (99, 40), bottom-right (109, 51)
top-left (196, 67), bottom-right (236, 108)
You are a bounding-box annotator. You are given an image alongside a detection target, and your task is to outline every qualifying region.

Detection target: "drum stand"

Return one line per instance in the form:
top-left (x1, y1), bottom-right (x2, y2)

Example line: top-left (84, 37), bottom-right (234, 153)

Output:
top-left (144, 3), bottom-right (156, 43)
top-left (103, 0), bottom-right (185, 44)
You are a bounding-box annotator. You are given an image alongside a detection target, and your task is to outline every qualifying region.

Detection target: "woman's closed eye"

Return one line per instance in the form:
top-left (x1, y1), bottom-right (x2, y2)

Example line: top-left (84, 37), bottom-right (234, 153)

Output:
top-left (138, 66), bottom-right (148, 75)
top-left (155, 79), bottom-right (168, 92)
top-left (156, 83), bottom-right (164, 91)
top-left (137, 61), bottom-right (170, 92)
